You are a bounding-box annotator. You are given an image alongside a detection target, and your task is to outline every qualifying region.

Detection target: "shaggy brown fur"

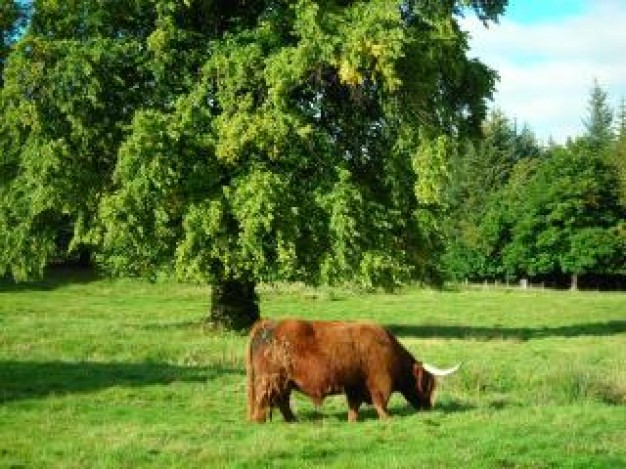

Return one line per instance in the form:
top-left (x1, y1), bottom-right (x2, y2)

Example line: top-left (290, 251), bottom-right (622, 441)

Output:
top-left (246, 319), bottom-right (438, 422)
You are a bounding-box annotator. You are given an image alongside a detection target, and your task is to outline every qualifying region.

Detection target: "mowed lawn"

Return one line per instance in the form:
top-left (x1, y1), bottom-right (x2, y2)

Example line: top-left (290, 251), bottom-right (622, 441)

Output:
top-left (1, 273), bottom-right (625, 468)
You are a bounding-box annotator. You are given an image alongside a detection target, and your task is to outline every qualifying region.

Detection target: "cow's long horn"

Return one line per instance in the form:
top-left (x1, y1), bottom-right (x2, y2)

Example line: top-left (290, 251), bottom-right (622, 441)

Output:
top-left (423, 362), bottom-right (461, 377)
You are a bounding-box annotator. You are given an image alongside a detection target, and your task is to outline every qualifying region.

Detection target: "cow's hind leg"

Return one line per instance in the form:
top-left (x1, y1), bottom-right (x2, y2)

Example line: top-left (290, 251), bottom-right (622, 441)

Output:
top-left (250, 383), bottom-right (271, 422)
top-left (251, 401), bottom-right (270, 423)
top-left (345, 389), bottom-right (362, 422)
top-left (276, 390), bottom-right (297, 422)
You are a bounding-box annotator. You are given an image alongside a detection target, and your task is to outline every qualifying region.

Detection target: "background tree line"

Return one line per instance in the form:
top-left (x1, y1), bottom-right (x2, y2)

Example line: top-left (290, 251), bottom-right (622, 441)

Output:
top-left (444, 82), bottom-right (626, 289)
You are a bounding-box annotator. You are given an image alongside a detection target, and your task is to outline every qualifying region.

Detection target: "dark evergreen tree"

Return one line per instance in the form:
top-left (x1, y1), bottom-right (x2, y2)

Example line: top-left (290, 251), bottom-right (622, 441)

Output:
top-left (443, 110), bottom-right (540, 281)
top-left (583, 79), bottom-right (614, 153)
top-left (613, 98), bottom-right (626, 206)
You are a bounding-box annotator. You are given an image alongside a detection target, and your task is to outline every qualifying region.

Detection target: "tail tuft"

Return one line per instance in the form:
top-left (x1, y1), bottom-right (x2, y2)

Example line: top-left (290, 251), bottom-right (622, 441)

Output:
top-left (246, 319), bottom-right (270, 421)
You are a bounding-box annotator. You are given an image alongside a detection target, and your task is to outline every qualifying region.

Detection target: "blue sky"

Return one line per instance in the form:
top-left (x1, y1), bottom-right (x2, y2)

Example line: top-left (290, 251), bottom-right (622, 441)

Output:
top-left (462, 0), bottom-right (626, 143)
top-left (505, 0), bottom-right (587, 24)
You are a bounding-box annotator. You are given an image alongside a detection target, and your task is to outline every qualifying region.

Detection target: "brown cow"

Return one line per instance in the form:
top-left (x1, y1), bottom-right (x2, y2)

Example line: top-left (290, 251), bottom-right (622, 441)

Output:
top-left (246, 319), bottom-right (460, 422)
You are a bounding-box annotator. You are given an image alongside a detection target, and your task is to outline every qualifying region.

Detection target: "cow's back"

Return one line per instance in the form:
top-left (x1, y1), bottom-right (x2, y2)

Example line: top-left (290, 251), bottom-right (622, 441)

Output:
top-left (270, 319), bottom-right (405, 400)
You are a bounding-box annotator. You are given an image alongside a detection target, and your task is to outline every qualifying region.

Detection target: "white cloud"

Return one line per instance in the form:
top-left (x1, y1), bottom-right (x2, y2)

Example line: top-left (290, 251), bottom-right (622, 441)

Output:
top-left (461, 1), bottom-right (626, 143)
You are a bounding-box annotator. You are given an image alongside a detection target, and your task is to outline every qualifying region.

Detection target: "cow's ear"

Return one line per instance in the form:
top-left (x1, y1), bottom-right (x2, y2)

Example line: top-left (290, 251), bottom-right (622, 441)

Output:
top-left (413, 363), bottom-right (424, 394)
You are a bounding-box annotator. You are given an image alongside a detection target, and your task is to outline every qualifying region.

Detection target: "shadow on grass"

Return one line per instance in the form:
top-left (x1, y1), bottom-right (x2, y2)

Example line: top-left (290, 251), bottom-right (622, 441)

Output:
top-left (141, 321), bottom-right (202, 331)
top-left (385, 320), bottom-right (626, 341)
top-left (0, 360), bottom-right (239, 403)
top-left (0, 267), bottom-right (101, 293)
top-left (295, 398), bottom-right (473, 423)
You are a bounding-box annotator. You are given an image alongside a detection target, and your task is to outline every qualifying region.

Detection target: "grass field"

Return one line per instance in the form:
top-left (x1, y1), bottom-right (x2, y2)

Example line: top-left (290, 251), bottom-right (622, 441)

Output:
top-left (1, 272), bottom-right (625, 468)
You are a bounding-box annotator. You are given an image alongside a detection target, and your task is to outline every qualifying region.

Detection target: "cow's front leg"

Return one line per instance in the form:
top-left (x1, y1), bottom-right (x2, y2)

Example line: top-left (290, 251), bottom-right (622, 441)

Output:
top-left (373, 402), bottom-right (390, 420)
top-left (370, 389), bottom-right (391, 420)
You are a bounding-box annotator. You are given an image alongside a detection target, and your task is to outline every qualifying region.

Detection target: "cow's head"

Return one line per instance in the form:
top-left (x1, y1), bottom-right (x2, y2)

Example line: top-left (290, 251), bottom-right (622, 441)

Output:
top-left (412, 362), bottom-right (461, 409)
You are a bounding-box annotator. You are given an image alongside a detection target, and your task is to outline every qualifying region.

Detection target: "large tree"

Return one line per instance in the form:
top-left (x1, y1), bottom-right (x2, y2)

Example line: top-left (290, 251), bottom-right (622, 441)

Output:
top-left (2, 1), bottom-right (506, 329)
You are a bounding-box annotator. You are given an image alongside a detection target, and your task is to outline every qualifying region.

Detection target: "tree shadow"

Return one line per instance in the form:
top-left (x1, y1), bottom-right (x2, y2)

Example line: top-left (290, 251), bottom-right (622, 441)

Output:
top-left (0, 360), bottom-right (241, 403)
top-left (141, 321), bottom-right (202, 331)
top-left (385, 320), bottom-right (626, 341)
top-left (435, 398), bottom-right (475, 414)
top-left (0, 266), bottom-right (101, 293)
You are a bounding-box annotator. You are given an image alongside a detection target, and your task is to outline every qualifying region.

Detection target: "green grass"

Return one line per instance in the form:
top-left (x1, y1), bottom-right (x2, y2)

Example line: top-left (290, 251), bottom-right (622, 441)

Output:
top-left (1, 273), bottom-right (625, 467)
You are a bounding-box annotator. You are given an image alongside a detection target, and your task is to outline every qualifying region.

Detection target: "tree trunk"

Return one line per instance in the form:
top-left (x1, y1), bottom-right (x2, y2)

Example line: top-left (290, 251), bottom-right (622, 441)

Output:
top-left (570, 273), bottom-right (578, 291)
top-left (76, 246), bottom-right (92, 269)
top-left (207, 279), bottom-right (260, 331)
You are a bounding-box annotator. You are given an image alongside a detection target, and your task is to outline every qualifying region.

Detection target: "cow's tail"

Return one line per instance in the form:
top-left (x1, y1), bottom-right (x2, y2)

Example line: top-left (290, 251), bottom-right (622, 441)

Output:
top-left (246, 324), bottom-right (257, 421)
top-left (246, 319), bottom-right (267, 421)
